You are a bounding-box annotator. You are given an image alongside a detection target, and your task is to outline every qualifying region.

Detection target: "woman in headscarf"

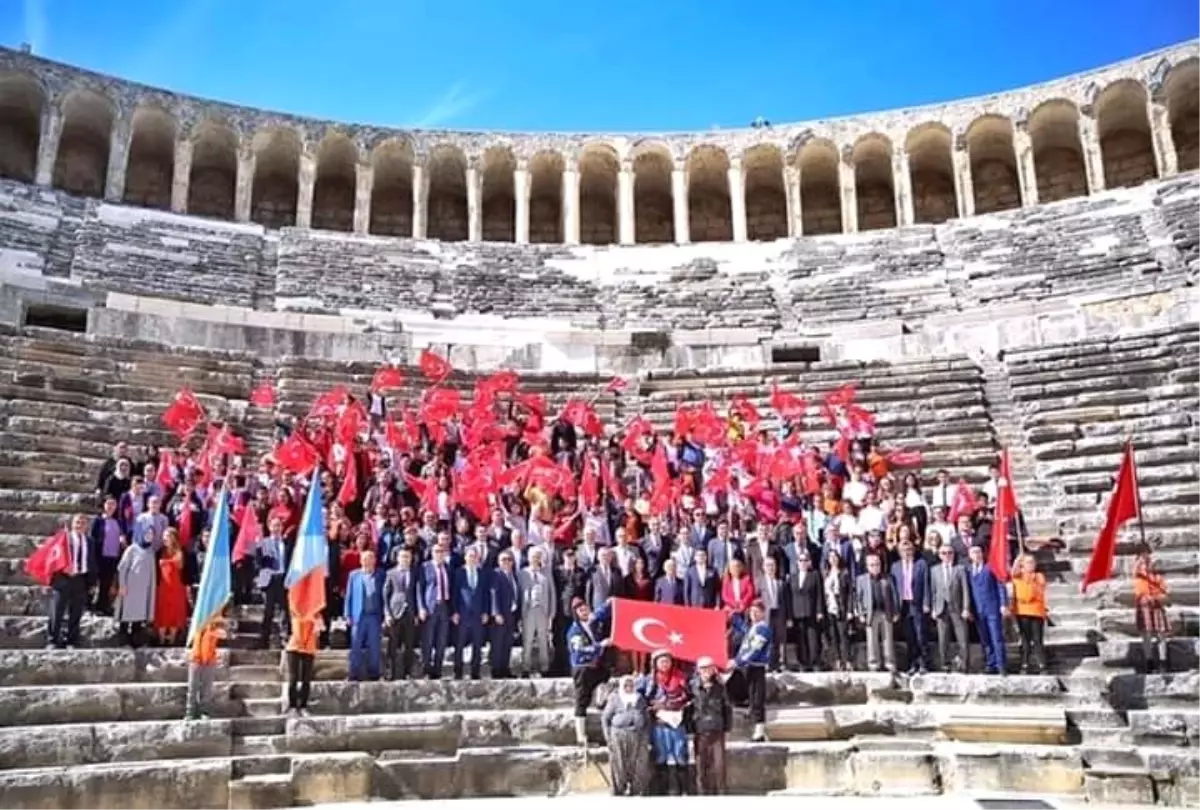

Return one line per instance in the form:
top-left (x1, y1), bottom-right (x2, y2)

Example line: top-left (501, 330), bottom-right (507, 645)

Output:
top-left (600, 674), bottom-right (651, 796)
top-left (642, 649), bottom-right (692, 795)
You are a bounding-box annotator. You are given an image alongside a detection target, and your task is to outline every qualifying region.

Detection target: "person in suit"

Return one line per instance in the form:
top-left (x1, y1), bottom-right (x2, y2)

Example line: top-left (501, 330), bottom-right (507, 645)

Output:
top-left (654, 558), bottom-right (684, 605)
top-left (745, 522), bottom-right (784, 584)
top-left (854, 553), bottom-right (898, 672)
top-left (453, 545), bottom-right (490, 680)
top-left (930, 544), bottom-right (972, 673)
top-left (822, 548), bottom-right (855, 671)
top-left (685, 549), bottom-right (719, 608)
top-left (344, 549), bottom-right (387, 681)
top-left (518, 546), bottom-right (556, 676)
top-left (489, 550), bottom-right (522, 678)
top-left (552, 548), bottom-right (588, 676)
top-left (256, 517), bottom-right (291, 649)
top-left (487, 508), bottom-right (512, 549)
top-left (466, 524), bottom-right (499, 570)
top-left (586, 547), bottom-right (623, 610)
top-left (384, 547), bottom-right (420, 680)
top-left (890, 538), bottom-right (932, 674)
top-left (706, 522), bottom-right (743, 577)
top-left (966, 544), bottom-right (1008, 674)
top-left (419, 543), bottom-right (455, 679)
top-left (49, 513), bottom-right (94, 649)
top-left (786, 552), bottom-right (825, 670)
top-left (756, 556), bottom-right (789, 671)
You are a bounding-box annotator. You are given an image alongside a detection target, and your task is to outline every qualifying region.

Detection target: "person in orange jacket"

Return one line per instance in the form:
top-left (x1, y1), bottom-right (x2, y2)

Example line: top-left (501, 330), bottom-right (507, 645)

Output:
top-left (1133, 550), bottom-right (1171, 673)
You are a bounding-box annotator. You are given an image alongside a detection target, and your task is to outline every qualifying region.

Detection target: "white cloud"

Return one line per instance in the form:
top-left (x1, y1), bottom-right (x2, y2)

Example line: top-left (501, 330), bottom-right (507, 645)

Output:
top-left (408, 81), bottom-right (484, 129)
top-left (22, 0), bottom-right (47, 54)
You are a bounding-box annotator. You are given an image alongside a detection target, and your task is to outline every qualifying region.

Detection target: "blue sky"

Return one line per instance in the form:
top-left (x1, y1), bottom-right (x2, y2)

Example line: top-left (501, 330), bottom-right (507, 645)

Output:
top-left (2, 0), bottom-right (1197, 133)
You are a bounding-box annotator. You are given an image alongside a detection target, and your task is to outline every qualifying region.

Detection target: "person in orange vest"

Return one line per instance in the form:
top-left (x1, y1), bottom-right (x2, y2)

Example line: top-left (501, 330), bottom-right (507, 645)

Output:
top-left (1133, 550), bottom-right (1171, 673)
top-left (285, 611), bottom-right (324, 716)
top-left (185, 613), bottom-right (228, 720)
top-left (1008, 554), bottom-right (1048, 674)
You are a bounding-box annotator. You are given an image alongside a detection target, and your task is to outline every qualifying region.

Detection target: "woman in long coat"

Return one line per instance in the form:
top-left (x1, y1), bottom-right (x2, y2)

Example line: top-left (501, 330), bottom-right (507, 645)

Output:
top-left (116, 536), bottom-right (157, 647)
top-left (600, 674), bottom-right (651, 796)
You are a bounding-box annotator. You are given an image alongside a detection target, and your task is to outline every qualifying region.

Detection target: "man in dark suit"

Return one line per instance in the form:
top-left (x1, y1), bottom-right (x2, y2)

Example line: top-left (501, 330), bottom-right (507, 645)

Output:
top-left (756, 555), bottom-right (789, 670)
top-left (787, 551), bottom-right (825, 670)
top-left (706, 522), bottom-right (743, 577)
top-left (654, 559), bottom-right (684, 605)
top-left (453, 546), bottom-right (490, 680)
top-left (49, 513), bottom-right (94, 649)
top-left (552, 547), bottom-right (588, 676)
top-left (489, 550), bottom-right (521, 678)
top-left (966, 544), bottom-right (1008, 674)
top-left (891, 538), bottom-right (932, 674)
top-left (854, 552), bottom-right (898, 672)
top-left (344, 550), bottom-right (387, 681)
top-left (384, 547), bottom-right (420, 680)
top-left (465, 525), bottom-right (498, 570)
top-left (685, 549), bottom-right (719, 608)
top-left (745, 522), bottom-right (784, 585)
top-left (256, 517), bottom-right (291, 649)
top-left (419, 544), bottom-right (454, 679)
top-left (586, 547), bottom-right (623, 610)
top-left (930, 544), bottom-right (971, 673)
top-left (486, 508), bottom-right (512, 549)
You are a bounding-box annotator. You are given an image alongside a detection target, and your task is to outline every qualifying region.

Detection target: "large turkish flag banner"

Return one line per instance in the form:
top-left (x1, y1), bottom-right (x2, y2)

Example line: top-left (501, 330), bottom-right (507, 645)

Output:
top-left (610, 597), bottom-right (729, 667)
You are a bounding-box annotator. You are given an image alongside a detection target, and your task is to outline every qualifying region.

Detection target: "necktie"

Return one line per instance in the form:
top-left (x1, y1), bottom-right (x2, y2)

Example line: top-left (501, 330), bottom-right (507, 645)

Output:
top-left (74, 535), bottom-right (82, 573)
top-left (469, 569), bottom-right (476, 590)
top-left (438, 565), bottom-right (447, 601)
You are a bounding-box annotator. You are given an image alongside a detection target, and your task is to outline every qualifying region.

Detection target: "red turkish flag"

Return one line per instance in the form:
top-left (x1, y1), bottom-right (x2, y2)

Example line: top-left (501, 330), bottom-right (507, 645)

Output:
top-left (249, 382), bottom-right (276, 408)
top-left (947, 479), bottom-right (978, 525)
top-left (233, 508), bottom-right (263, 564)
top-left (25, 530), bottom-right (71, 585)
top-left (419, 349), bottom-right (452, 383)
top-left (371, 366), bottom-right (405, 392)
top-left (604, 376), bottom-right (628, 393)
top-left (610, 597), bottom-right (729, 666)
top-left (1081, 440), bottom-right (1141, 593)
top-left (162, 389), bottom-right (206, 439)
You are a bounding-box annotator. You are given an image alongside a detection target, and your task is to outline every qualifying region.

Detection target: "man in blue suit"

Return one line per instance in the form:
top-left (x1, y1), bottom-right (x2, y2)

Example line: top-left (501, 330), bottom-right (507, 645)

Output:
top-left (966, 543), bottom-right (1008, 674)
top-left (685, 549), bottom-right (719, 608)
top-left (890, 538), bottom-right (932, 674)
top-left (654, 559), bottom-right (684, 604)
top-left (453, 545), bottom-right (490, 680)
top-left (419, 544), bottom-right (454, 679)
top-left (489, 550), bottom-right (521, 678)
top-left (344, 549), bottom-right (387, 681)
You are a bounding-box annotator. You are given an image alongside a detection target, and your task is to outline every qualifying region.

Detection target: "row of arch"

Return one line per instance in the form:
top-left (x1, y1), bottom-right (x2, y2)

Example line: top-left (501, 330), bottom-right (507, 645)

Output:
top-left (0, 63), bottom-right (1195, 243)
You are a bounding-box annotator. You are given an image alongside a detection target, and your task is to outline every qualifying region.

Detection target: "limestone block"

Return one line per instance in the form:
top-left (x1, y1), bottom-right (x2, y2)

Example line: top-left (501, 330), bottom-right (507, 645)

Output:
top-left (286, 711), bottom-right (465, 755)
top-left (849, 747), bottom-right (941, 796)
top-left (781, 741), bottom-right (853, 793)
top-left (937, 742), bottom-right (1084, 795)
top-left (0, 757), bottom-right (232, 810)
top-left (227, 774), bottom-right (294, 810)
top-left (1127, 709), bottom-right (1200, 745)
top-left (0, 648), bottom-right (195, 687)
top-left (290, 751), bottom-right (373, 805)
top-left (725, 742), bottom-right (790, 793)
top-left (1084, 770), bottom-right (1158, 805)
top-left (909, 672), bottom-right (1064, 703)
top-left (937, 705), bottom-right (1069, 745)
top-left (1156, 775), bottom-right (1200, 808)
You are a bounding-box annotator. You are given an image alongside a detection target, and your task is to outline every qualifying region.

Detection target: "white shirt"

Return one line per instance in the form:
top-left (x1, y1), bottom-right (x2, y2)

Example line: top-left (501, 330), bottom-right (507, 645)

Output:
top-left (857, 506), bottom-right (885, 535)
top-left (843, 480), bottom-right (868, 507)
top-left (928, 483), bottom-right (952, 510)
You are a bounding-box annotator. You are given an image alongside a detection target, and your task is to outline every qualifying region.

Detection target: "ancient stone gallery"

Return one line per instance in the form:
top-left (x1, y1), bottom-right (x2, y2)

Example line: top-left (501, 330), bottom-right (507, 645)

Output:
top-left (0, 33), bottom-right (1195, 810)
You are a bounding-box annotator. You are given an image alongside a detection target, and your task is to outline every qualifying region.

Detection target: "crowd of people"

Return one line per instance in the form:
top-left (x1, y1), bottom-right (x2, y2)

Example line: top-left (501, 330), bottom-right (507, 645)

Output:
top-left (34, 361), bottom-right (1174, 790)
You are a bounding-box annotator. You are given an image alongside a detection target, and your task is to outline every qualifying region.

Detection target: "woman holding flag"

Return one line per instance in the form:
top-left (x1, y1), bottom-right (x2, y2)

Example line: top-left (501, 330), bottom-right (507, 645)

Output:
top-left (184, 482), bottom-right (233, 721)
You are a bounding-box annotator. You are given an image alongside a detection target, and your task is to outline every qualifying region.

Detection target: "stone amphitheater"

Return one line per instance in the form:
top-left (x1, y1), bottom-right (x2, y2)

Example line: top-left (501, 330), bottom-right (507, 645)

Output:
top-left (0, 33), bottom-right (1198, 810)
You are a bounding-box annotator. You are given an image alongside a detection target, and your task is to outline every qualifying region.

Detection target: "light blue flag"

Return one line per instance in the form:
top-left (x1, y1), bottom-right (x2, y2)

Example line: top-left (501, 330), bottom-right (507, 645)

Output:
top-left (186, 484), bottom-right (232, 645)
top-left (285, 475), bottom-right (328, 617)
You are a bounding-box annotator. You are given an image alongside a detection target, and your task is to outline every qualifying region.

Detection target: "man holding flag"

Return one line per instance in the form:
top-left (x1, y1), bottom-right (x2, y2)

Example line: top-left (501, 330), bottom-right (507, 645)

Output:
top-left (184, 484), bottom-right (232, 721)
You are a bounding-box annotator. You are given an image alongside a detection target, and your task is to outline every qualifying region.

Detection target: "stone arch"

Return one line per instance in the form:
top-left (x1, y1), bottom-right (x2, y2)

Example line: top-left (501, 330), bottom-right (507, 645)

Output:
top-left (250, 127), bottom-right (301, 229)
top-left (187, 119), bottom-right (237, 220)
top-left (631, 141), bottom-right (673, 244)
top-left (685, 144), bottom-right (732, 243)
top-left (481, 145), bottom-right (515, 242)
top-left (0, 72), bottom-right (45, 182)
top-left (851, 133), bottom-right (895, 231)
top-left (311, 133), bottom-right (357, 232)
top-left (578, 142), bottom-right (618, 245)
top-left (1162, 59), bottom-right (1199, 172)
top-left (796, 137), bottom-right (841, 235)
top-left (1095, 79), bottom-right (1157, 188)
top-left (1028, 99), bottom-right (1087, 203)
top-left (52, 87), bottom-right (114, 198)
top-left (123, 105), bottom-right (176, 210)
top-left (528, 150), bottom-right (563, 244)
top-left (743, 143), bottom-right (786, 241)
top-left (427, 143), bottom-right (467, 242)
top-left (966, 115), bottom-right (1020, 214)
top-left (369, 138), bottom-right (413, 237)
top-left (904, 123), bottom-right (955, 224)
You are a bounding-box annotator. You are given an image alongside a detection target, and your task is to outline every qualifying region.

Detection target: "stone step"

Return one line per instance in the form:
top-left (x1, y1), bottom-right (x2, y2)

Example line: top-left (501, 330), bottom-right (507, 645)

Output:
top-left (227, 772), bottom-right (294, 810)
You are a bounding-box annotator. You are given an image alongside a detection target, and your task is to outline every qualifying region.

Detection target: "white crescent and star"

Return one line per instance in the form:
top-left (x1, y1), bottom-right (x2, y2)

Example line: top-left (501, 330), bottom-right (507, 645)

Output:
top-left (631, 618), bottom-right (685, 648)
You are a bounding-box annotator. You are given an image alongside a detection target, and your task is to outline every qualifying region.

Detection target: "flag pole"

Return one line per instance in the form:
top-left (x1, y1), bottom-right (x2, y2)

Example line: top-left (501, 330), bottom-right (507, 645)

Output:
top-left (1128, 435), bottom-right (1148, 553)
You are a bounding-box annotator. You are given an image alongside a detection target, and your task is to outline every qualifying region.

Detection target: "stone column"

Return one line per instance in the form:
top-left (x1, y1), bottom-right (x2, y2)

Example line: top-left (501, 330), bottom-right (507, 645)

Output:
top-left (562, 159), bottom-right (580, 245)
top-left (727, 156), bottom-right (747, 242)
top-left (295, 151), bottom-right (316, 229)
top-left (514, 158), bottom-right (530, 244)
top-left (34, 105), bottom-right (63, 187)
top-left (103, 112), bottom-right (132, 202)
top-left (891, 148), bottom-right (914, 227)
top-left (952, 134), bottom-right (975, 219)
top-left (412, 159), bottom-right (428, 239)
top-left (1148, 98), bottom-right (1177, 178)
top-left (1012, 116), bottom-right (1038, 207)
top-left (838, 148), bottom-right (858, 234)
top-left (671, 166), bottom-right (689, 245)
top-left (466, 159), bottom-right (482, 242)
top-left (353, 161), bottom-right (374, 234)
top-left (234, 145), bottom-right (256, 223)
top-left (1077, 109), bottom-right (1105, 195)
top-left (169, 137), bottom-right (193, 214)
top-left (617, 159), bottom-right (635, 245)
top-left (783, 161), bottom-right (801, 238)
